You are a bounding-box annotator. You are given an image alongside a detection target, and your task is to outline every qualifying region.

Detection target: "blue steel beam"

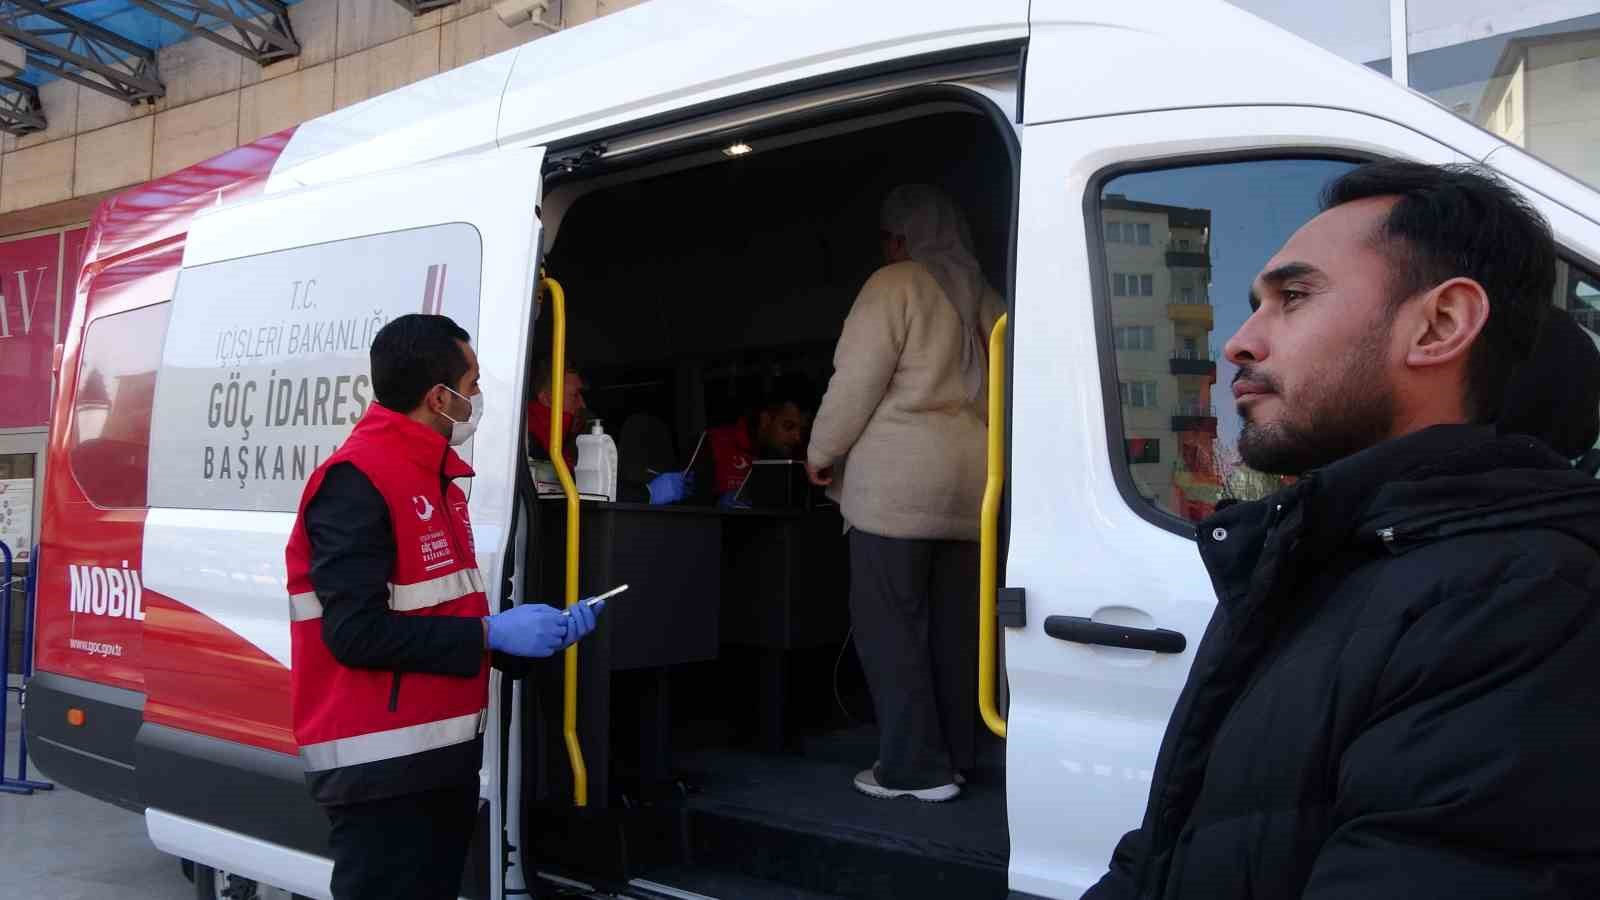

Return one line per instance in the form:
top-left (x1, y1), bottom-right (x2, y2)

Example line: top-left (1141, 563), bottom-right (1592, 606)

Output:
top-left (0, 0), bottom-right (164, 102)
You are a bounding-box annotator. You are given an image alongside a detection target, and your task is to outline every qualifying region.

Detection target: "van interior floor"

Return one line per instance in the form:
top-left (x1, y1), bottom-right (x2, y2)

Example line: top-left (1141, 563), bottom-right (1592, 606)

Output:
top-left (663, 725), bottom-right (1008, 899)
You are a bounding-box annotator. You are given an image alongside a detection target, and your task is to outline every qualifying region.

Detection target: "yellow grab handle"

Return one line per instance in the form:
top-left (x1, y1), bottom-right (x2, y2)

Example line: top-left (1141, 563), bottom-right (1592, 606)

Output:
top-left (542, 275), bottom-right (588, 807)
top-left (979, 313), bottom-right (1009, 739)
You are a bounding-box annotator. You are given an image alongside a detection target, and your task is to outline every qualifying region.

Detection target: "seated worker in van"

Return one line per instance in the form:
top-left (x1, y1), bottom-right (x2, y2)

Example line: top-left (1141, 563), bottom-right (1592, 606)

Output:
top-left (698, 385), bottom-right (813, 509)
top-left (528, 357), bottom-right (587, 470)
top-left (528, 357), bottom-right (693, 505)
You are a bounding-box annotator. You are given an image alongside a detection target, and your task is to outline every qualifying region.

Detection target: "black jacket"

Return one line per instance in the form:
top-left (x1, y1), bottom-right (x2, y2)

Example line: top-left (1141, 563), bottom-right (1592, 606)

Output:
top-left (1085, 424), bottom-right (1600, 899)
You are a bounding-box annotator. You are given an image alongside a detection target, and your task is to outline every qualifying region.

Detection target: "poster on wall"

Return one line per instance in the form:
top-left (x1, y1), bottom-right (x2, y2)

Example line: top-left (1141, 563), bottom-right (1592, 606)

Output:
top-left (0, 231), bottom-right (66, 429)
top-left (0, 478), bottom-right (33, 563)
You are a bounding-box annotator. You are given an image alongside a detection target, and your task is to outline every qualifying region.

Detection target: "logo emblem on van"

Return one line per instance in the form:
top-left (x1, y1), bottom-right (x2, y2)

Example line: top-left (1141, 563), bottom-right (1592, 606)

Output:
top-left (422, 264), bottom-right (448, 315)
top-left (413, 495), bottom-right (435, 521)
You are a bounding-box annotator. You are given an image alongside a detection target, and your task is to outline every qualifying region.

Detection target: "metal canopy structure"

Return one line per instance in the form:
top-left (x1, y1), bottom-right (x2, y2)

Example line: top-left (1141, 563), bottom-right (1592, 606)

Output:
top-left (389, 0), bottom-right (456, 14)
top-left (0, 0), bottom-right (300, 135)
top-left (129, 0), bottom-right (298, 65)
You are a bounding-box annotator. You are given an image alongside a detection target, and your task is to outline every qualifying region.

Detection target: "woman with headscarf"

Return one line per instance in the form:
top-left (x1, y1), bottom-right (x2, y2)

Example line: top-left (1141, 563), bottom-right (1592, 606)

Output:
top-left (806, 184), bottom-right (1004, 801)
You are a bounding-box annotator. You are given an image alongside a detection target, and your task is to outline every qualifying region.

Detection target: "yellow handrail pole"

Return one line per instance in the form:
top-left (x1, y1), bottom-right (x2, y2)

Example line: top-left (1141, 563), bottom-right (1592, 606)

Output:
top-left (542, 275), bottom-right (588, 807)
top-left (979, 313), bottom-right (1009, 739)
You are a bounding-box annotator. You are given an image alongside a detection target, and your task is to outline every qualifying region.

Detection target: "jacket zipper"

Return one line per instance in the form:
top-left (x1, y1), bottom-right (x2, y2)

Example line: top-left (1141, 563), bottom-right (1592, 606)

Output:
top-left (388, 671), bottom-right (402, 712)
top-left (1377, 526), bottom-right (1403, 554)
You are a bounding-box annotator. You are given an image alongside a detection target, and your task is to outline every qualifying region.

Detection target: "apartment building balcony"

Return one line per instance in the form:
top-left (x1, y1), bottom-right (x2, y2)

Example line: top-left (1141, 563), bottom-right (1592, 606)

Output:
top-left (1165, 242), bottom-right (1211, 269)
top-left (1172, 400), bottom-right (1218, 434)
top-left (1166, 293), bottom-right (1213, 329)
top-left (1170, 347), bottom-right (1216, 377)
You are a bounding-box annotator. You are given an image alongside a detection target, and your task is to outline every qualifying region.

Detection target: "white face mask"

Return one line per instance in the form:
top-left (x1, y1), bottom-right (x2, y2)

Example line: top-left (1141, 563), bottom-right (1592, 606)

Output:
top-left (440, 385), bottom-right (483, 446)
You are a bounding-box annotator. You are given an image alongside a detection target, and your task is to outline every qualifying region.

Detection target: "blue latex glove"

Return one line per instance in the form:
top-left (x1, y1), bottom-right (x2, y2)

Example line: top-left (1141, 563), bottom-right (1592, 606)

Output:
top-left (717, 490), bottom-right (751, 510)
top-left (483, 604), bottom-right (569, 658)
top-left (562, 597), bottom-right (604, 647)
top-left (647, 471), bottom-right (693, 505)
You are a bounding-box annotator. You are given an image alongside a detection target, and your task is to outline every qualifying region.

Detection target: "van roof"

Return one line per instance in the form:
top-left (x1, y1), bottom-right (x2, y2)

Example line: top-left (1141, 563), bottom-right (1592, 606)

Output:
top-left (263, 0), bottom-right (1509, 196)
top-left (266, 0), bottom-right (1031, 192)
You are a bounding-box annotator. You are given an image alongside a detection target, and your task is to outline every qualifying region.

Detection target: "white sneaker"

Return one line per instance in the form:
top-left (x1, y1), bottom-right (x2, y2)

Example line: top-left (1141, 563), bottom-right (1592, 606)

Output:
top-left (854, 768), bottom-right (961, 802)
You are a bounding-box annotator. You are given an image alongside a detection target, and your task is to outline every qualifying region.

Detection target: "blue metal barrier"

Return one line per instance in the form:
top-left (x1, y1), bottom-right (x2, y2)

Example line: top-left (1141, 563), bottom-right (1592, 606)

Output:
top-left (1, 540), bottom-right (53, 795)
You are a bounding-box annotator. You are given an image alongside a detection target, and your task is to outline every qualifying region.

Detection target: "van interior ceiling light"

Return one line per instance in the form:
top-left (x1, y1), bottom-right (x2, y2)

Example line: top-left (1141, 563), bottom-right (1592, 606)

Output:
top-left (723, 142), bottom-right (753, 158)
top-left (492, 0), bottom-right (549, 27)
top-left (0, 39), bottom-right (24, 80)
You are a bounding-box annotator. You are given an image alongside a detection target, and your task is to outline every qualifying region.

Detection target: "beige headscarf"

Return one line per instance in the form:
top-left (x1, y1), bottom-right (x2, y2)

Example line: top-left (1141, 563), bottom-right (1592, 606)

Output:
top-left (880, 184), bottom-right (990, 402)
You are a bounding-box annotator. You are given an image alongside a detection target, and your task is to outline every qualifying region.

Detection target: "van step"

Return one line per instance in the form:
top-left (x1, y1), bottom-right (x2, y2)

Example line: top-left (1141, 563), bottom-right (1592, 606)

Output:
top-left (685, 802), bottom-right (1008, 900)
top-left (626, 868), bottom-right (843, 900)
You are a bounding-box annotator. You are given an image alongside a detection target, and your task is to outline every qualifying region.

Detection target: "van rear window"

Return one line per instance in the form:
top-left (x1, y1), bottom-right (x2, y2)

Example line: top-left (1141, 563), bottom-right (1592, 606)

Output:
top-left (69, 302), bottom-right (172, 509)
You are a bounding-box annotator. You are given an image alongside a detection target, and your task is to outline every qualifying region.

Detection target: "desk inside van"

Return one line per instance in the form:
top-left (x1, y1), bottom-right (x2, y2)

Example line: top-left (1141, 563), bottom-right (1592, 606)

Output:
top-left (534, 499), bottom-right (723, 671)
top-left (532, 498), bottom-right (848, 803)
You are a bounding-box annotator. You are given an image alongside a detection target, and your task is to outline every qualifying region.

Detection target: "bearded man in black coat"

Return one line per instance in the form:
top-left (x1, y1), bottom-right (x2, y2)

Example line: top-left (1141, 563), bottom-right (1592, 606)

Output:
top-left (1085, 161), bottom-right (1600, 900)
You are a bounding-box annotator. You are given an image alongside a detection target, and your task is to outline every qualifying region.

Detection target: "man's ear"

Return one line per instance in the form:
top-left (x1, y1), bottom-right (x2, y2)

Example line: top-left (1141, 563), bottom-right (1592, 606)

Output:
top-left (1404, 276), bottom-right (1490, 371)
top-left (421, 383), bottom-right (448, 417)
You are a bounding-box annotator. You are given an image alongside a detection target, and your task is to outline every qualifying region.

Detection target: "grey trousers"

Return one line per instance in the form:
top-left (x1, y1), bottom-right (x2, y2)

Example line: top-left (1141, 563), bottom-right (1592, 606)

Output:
top-left (848, 529), bottom-right (979, 790)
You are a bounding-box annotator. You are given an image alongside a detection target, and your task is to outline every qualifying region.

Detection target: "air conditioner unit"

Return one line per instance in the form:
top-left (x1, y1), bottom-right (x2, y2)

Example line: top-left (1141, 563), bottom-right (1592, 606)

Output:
top-left (492, 0), bottom-right (550, 27)
top-left (0, 39), bottom-right (26, 80)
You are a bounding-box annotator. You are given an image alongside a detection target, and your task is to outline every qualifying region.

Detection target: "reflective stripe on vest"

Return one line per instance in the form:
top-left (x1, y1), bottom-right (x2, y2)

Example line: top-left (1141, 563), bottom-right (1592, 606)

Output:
top-left (299, 708), bottom-right (486, 771)
top-left (392, 568), bottom-right (484, 612)
top-left (287, 568), bottom-right (485, 622)
top-left (290, 591), bottom-right (321, 622)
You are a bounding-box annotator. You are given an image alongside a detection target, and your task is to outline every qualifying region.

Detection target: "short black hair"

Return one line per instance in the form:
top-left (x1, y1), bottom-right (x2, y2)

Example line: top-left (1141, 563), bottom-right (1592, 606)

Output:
top-left (755, 374), bottom-right (816, 417)
top-left (1322, 161), bottom-right (1554, 422)
top-left (533, 357), bottom-right (582, 396)
top-left (371, 314), bottom-right (472, 413)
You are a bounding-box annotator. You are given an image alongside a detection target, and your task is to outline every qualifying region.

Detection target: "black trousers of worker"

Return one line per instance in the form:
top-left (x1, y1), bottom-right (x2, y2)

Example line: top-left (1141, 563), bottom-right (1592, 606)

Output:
top-left (848, 529), bottom-right (979, 791)
top-left (325, 782), bottom-right (479, 900)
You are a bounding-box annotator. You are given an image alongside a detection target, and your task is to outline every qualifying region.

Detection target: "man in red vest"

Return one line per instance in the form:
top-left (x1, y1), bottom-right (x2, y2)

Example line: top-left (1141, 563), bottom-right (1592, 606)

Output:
top-left (700, 387), bottom-right (811, 507)
top-left (527, 357), bottom-right (586, 470)
top-left (286, 314), bottom-right (603, 900)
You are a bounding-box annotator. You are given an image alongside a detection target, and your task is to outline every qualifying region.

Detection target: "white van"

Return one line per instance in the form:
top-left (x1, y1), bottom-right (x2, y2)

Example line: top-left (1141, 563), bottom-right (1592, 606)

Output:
top-left (27, 1), bottom-right (1600, 898)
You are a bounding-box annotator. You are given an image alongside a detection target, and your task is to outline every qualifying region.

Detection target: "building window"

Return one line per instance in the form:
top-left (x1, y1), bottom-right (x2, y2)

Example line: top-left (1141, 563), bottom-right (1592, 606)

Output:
top-left (1125, 438), bottom-right (1160, 464)
top-left (1136, 223), bottom-right (1152, 245)
top-left (1113, 273), bottom-right (1127, 296)
top-left (1120, 381), bottom-right (1157, 408)
top-left (1140, 274), bottom-right (1154, 297)
top-left (69, 302), bottom-right (172, 509)
top-left (1114, 325), bottom-right (1155, 350)
top-left (1182, 287), bottom-right (1196, 303)
top-left (1177, 238), bottom-right (1191, 250)
top-left (1105, 222), bottom-right (1121, 243)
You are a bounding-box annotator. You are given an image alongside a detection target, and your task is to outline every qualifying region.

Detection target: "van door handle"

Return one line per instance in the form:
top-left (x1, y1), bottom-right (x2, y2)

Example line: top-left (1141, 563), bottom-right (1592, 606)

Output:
top-left (1044, 615), bottom-right (1186, 654)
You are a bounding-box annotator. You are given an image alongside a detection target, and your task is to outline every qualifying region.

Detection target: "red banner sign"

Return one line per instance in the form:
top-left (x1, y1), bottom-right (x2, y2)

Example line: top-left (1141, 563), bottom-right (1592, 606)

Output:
top-left (0, 227), bottom-right (88, 428)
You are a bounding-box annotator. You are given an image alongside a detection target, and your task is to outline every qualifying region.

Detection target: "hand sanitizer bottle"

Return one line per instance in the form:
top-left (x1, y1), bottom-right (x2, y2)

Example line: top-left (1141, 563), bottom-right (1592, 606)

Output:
top-left (574, 419), bottom-right (618, 501)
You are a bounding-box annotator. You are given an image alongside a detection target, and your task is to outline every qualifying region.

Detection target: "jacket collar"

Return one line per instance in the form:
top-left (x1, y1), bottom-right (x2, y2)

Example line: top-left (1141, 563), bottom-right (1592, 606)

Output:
top-left (351, 403), bottom-right (475, 480)
top-left (1197, 424), bottom-right (1567, 612)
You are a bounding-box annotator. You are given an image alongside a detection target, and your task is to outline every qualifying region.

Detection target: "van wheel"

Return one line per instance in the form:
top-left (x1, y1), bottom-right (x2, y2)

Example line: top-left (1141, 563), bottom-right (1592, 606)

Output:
top-left (191, 863), bottom-right (309, 900)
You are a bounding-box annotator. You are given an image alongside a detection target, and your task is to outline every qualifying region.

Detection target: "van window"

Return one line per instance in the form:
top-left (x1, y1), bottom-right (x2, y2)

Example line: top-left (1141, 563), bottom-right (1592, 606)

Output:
top-left (69, 303), bottom-right (172, 509)
top-left (1098, 158), bottom-right (1600, 525)
top-left (1096, 158), bottom-right (1359, 524)
top-left (1558, 256), bottom-right (1600, 463)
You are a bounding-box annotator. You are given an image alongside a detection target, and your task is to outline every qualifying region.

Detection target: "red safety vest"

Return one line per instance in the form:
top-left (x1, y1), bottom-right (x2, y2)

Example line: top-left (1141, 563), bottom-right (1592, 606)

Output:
top-left (528, 398), bottom-right (578, 469)
top-left (285, 403), bottom-right (489, 804)
top-left (707, 417), bottom-right (756, 495)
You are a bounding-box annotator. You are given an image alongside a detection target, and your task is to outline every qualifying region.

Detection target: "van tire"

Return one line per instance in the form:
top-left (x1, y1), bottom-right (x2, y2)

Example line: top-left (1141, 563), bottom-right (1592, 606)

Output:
top-left (190, 862), bottom-right (311, 900)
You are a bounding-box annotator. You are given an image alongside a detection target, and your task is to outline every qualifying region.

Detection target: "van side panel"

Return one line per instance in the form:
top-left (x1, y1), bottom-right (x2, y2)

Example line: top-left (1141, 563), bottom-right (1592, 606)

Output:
top-left (27, 132), bottom-right (294, 796)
